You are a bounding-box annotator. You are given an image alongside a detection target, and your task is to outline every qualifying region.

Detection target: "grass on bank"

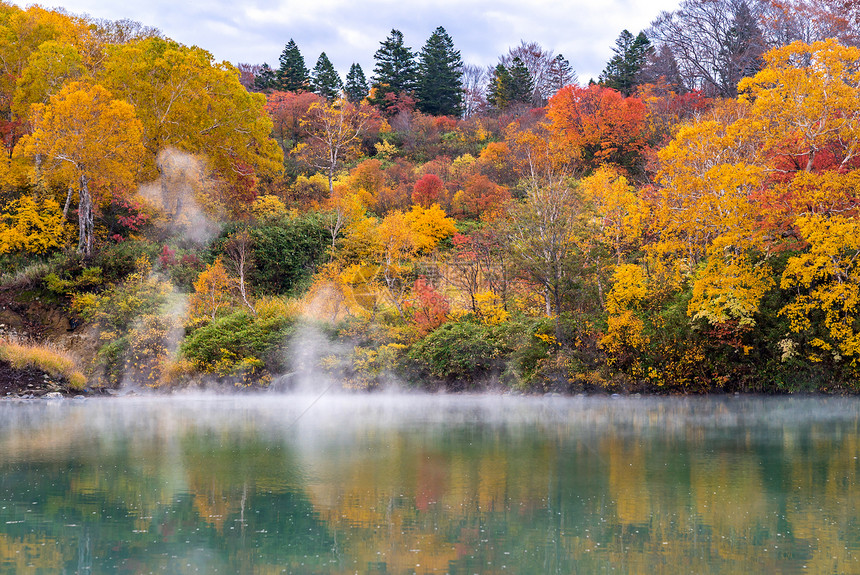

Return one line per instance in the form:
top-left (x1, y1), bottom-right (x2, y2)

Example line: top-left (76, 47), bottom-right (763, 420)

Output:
top-left (0, 338), bottom-right (87, 391)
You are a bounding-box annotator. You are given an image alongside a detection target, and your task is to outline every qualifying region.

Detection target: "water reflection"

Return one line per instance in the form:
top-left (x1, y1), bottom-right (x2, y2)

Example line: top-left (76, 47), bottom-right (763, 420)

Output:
top-left (0, 395), bottom-right (858, 573)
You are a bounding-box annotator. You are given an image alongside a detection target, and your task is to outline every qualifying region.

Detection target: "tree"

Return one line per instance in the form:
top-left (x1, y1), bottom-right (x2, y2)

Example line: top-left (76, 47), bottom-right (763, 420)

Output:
top-left (546, 84), bottom-right (650, 175)
top-left (758, 0), bottom-right (860, 48)
top-left (599, 30), bottom-right (651, 96)
top-left (254, 63), bottom-right (276, 91)
top-left (15, 82), bottom-right (145, 256)
top-left (344, 63), bottom-right (368, 103)
top-left (648, 0), bottom-right (766, 96)
top-left (188, 258), bottom-right (235, 323)
top-left (277, 39), bottom-right (310, 92)
top-left (498, 41), bottom-right (568, 104)
top-left (719, 1), bottom-right (765, 93)
top-left (508, 182), bottom-right (585, 340)
top-left (11, 40), bottom-right (88, 120)
top-left (416, 26), bottom-right (464, 117)
top-left (0, 195), bottom-right (68, 254)
top-left (487, 57), bottom-right (533, 110)
top-left (369, 29), bottom-right (418, 113)
top-left (546, 54), bottom-right (577, 96)
top-left (412, 173), bottom-right (444, 207)
top-left (99, 38), bottom-right (282, 215)
top-left (225, 229), bottom-right (256, 316)
top-left (297, 98), bottom-right (374, 193)
top-left (638, 44), bottom-right (686, 91)
top-left (265, 90), bottom-right (324, 151)
top-left (461, 63), bottom-right (488, 117)
top-left (311, 52), bottom-right (343, 99)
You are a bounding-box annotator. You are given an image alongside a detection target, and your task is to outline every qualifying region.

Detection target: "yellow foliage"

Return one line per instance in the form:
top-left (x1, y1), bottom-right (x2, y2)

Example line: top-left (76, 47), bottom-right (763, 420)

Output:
top-left (0, 339), bottom-right (86, 390)
top-left (374, 139), bottom-right (398, 160)
top-left (187, 258), bottom-right (235, 323)
top-left (780, 214), bottom-right (860, 362)
top-left (0, 195), bottom-right (69, 254)
top-left (474, 290), bottom-right (509, 325)
top-left (601, 264), bottom-right (650, 357)
top-left (251, 194), bottom-right (288, 220)
top-left (688, 240), bottom-right (774, 327)
top-left (403, 203), bottom-right (457, 253)
top-left (581, 167), bottom-right (648, 264)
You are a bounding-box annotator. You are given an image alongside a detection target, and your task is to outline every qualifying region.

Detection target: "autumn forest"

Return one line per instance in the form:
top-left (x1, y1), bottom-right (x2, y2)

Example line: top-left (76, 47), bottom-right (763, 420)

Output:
top-left (1, 0), bottom-right (859, 393)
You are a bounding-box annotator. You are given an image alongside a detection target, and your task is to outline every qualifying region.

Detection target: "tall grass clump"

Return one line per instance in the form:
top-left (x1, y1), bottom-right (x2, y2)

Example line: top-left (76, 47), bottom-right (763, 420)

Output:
top-left (0, 338), bottom-right (87, 391)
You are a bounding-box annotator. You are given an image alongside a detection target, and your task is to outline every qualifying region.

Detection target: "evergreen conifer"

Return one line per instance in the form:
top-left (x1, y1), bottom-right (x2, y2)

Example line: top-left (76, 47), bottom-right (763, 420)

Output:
top-left (369, 29), bottom-right (417, 112)
top-left (345, 63), bottom-right (369, 103)
top-left (277, 39), bottom-right (310, 92)
top-left (311, 52), bottom-right (343, 99)
top-left (416, 26), bottom-right (464, 117)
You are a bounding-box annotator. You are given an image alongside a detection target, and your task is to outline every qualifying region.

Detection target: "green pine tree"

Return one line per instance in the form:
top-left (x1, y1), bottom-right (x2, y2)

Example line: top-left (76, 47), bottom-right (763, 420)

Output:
top-left (345, 63), bottom-right (369, 103)
top-left (599, 30), bottom-right (651, 96)
top-left (487, 63), bottom-right (512, 109)
top-left (487, 58), bottom-right (532, 110)
top-left (416, 26), bottom-right (464, 117)
top-left (311, 52), bottom-right (343, 99)
top-left (369, 29), bottom-right (417, 113)
top-left (506, 57), bottom-right (534, 105)
top-left (254, 63), bottom-right (276, 91)
top-left (277, 39), bottom-right (310, 92)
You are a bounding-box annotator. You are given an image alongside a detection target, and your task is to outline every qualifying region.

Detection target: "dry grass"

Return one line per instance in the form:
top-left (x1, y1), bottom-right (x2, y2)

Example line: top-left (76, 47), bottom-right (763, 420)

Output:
top-left (0, 338), bottom-right (87, 391)
top-left (0, 261), bottom-right (51, 290)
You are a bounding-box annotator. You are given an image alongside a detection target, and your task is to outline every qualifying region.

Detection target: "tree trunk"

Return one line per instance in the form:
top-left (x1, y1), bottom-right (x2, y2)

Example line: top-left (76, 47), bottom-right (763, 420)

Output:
top-left (63, 185), bottom-right (73, 218)
top-left (77, 175), bottom-right (94, 258)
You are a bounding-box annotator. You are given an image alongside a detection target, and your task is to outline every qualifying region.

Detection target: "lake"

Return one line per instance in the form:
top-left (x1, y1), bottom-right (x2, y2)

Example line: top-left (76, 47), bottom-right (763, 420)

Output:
top-left (0, 394), bottom-right (858, 574)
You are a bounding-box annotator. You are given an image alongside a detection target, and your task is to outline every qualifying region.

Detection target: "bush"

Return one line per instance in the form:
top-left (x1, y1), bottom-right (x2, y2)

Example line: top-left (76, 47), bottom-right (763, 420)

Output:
top-left (249, 213), bottom-right (329, 295)
top-left (92, 240), bottom-right (159, 284)
top-left (406, 319), bottom-right (508, 386)
top-left (180, 310), bottom-right (296, 377)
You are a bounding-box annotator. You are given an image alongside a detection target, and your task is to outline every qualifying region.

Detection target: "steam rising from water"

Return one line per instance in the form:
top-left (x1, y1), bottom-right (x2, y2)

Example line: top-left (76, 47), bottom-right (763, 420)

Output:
top-left (139, 147), bottom-right (220, 245)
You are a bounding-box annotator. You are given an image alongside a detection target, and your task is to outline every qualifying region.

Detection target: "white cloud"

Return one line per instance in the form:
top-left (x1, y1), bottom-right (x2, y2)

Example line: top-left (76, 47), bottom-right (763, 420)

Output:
top-left (10, 0), bottom-right (681, 81)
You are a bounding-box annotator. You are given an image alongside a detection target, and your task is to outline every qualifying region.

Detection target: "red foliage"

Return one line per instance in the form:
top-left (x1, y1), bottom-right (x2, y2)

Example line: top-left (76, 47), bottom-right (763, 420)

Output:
top-left (159, 245), bottom-right (176, 267)
top-left (455, 174), bottom-right (511, 219)
top-left (407, 277), bottom-right (450, 336)
top-left (412, 174), bottom-right (444, 207)
top-left (265, 90), bottom-right (325, 146)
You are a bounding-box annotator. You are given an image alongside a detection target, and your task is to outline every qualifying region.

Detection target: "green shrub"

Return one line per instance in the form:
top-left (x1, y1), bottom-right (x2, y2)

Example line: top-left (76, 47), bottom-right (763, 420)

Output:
top-left (249, 213), bottom-right (329, 295)
top-left (180, 310), bottom-right (295, 376)
top-left (406, 319), bottom-right (509, 386)
top-left (92, 240), bottom-right (158, 283)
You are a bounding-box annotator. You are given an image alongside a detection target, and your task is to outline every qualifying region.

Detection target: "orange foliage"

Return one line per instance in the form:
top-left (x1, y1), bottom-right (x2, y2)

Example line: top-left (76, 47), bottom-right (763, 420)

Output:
top-left (546, 84), bottom-right (650, 175)
top-left (453, 174), bottom-right (511, 219)
top-left (265, 90), bottom-right (324, 148)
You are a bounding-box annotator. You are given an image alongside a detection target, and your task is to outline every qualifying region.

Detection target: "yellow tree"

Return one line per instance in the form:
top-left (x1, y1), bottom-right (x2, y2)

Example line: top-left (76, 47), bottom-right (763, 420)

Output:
top-left (735, 40), bottom-right (860, 364)
top-left (296, 98), bottom-right (374, 194)
top-left (12, 40), bottom-right (88, 120)
top-left (15, 81), bottom-right (144, 256)
top-left (99, 38), bottom-right (282, 216)
top-left (0, 195), bottom-right (68, 254)
top-left (188, 258), bottom-right (235, 323)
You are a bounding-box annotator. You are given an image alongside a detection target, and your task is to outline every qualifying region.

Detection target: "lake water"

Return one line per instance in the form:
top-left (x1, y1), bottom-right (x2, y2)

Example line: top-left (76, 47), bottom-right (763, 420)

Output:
top-left (0, 394), bottom-right (858, 574)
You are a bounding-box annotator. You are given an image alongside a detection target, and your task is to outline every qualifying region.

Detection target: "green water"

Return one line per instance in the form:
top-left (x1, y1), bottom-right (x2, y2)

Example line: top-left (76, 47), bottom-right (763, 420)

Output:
top-left (0, 395), bottom-right (858, 574)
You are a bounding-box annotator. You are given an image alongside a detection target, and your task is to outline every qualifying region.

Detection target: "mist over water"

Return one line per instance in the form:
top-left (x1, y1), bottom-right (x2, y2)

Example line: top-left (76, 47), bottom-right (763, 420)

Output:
top-left (5, 396), bottom-right (857, 573)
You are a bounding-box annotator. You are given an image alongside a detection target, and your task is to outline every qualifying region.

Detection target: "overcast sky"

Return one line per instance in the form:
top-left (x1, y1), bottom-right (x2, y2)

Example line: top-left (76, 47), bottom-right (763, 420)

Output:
top-left (11, 0), bottom-right (681, 83)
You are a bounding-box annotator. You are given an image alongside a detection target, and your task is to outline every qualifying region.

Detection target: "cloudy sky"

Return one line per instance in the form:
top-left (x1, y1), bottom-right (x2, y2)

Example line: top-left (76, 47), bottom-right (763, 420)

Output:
top-left (11, 0), bottom-right (681, 82)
